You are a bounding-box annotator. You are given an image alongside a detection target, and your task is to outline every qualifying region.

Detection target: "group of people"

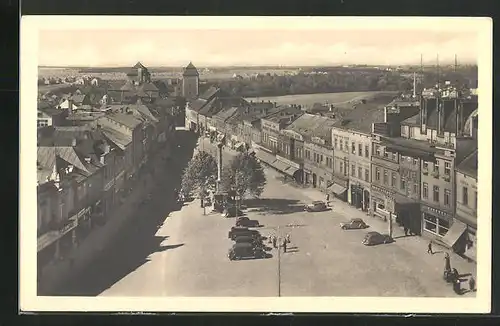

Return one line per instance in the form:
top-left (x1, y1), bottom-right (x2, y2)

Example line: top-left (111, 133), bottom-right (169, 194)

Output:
top-left (268, 233), bottom-right (291, 253)
top-left (442, 251), bottom-right (476, 295)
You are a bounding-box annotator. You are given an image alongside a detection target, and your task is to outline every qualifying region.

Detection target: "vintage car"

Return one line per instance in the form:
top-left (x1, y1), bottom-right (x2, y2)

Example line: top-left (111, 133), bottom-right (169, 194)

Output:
top-left (362, 231), bottom-right (394, 246)
top-left (233, 235), bottom-right (264, 248)
top-left (228, 226), bottom-right (261, 240)
top-left (228, 243), bottom-right (266, 260)
top-left (340, 218), bottom-right (368, 230)
top-left (304, 200), bottom-right (328, 212)
top-left (235, 216), bottom-right (260, 227)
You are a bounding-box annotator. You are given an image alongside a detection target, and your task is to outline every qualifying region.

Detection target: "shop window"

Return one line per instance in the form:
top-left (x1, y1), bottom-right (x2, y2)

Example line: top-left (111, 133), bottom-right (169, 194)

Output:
top-left (383, 170), bottom-right (388, 184)
top-left (424, 214), bottom-right (437, 233)
top-left (391, 172), bottom-right (396, 187)
top-left (438, 219), bottom-right (450, 236)
top-left (433, 185), bottom-right (439, 202)
top-left (463, 187), bottom-right (469, 206)
top-left (444, 189), bottom-right (451, 206)
top-left (358, 167), bottom-right (362, 179)
top-left (375, 167), bottom-right (380, 181)
top-left (423, 182), bottom-right (428, 198)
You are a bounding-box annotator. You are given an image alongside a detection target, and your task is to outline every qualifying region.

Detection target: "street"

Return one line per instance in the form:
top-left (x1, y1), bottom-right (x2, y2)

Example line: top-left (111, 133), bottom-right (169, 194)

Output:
top-left (57, 135), bottom-right (476, 297)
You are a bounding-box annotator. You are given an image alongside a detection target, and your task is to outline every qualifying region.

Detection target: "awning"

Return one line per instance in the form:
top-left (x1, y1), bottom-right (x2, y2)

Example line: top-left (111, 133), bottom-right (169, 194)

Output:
top-left (328, 183), bottom-right (347, 195)
top-left (440, 219), bottom-right (467, 248)
top-left (255, 150), bottom-right (276, 165)
top-left (272, 160), bottom-right (290, 173)
top-left (284, 166), bottom-right (300, 177)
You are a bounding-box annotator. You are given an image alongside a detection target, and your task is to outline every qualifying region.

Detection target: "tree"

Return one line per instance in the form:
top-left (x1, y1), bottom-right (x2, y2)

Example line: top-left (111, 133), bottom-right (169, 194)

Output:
top-left (181, 151), bottom-right (218, 197)
top-left (220, 152), bottom-right (266, 199)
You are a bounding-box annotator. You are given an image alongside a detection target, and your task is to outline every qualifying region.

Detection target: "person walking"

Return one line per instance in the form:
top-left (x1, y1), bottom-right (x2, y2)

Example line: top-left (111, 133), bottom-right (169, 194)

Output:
top-left (469, 276), bottom-right (476, 292)
top-left (286, 233), bottom-right (291, 244)
top-left (326, 194), bottom-right (330, 206)
top-left (444, 252), bottom-right (451, 272)
top-left (404, 226), bottom-right (408, 236)
top-left (427, 240), bottom-right (434, 254)
top-left (282, 238), bottom-right (287, 253)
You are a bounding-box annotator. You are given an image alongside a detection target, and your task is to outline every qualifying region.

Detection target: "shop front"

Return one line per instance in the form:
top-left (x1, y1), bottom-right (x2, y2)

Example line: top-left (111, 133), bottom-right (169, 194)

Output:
top-left (349, 184), bottom-right (364, 209)
top-left (370, 185), bottom-right (394, 222)
top-left (421, 204), bottom-right (455, 243)
top-left (393, 193), bottom-right (421, 236)
top-left (329, 175), bottom-right (348, 202)
top-left (274, 155), bottom-right (302, 183)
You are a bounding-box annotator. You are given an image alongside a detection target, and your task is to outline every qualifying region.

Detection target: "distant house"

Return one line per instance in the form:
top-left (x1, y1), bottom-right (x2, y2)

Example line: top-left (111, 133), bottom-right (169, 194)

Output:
top-left (37, 102), bottom-right (68, 128)
top-left (59, 93), bottom-right (91, 111)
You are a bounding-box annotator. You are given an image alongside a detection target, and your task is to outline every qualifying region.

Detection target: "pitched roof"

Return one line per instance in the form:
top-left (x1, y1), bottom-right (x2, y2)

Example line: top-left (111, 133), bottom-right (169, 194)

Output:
top-left (138, 82), bottom-right (159, 92)
top-left (333, 95), bottom-right (393, 134)
top-left (120, 81), bottom-right (136, 91)
top-left (214, 106), bottom-right (240, 121)
top-left (106, 112), bottom-right (144, 129)
top-left (263, 105), bottom-right (303, 123)
top-left (133, 62), bottom-right (147, 69)
top-left (100, 126), bottom-right (132, 150)
top-left (286, 113), bottom-right (338, 141)
top-left (130, 104), bottom-right (159, 123)
top-left (456, 149), bottom-right (477, 178)
top-left (70, 94), bottom-right (86, 104)
top-left (183, 62), bottom-right (199, 76)
top-left (199, 86), bottom-right (220, 101)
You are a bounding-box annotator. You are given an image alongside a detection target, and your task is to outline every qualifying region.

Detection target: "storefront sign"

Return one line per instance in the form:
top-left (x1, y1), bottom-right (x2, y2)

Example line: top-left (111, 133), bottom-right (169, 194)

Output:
top-left (421, 205), bottom-right (452, 220)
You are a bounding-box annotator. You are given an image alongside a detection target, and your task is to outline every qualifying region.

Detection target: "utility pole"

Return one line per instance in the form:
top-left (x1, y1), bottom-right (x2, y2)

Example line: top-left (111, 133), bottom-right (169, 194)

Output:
top-left (277, 225), bottom-right (281, 297)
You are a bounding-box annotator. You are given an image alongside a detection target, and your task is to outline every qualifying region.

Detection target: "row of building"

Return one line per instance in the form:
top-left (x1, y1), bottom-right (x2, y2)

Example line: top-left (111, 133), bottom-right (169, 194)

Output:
top-left (36, 62), bottom-right (188, 281)
top-left (185, 83), bottom-right (479, 261)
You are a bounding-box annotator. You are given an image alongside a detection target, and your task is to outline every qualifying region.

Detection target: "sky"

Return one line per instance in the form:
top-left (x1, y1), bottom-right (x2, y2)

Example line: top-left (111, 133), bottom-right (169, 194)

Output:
top-left (38, 29), bottom-right (478, 68)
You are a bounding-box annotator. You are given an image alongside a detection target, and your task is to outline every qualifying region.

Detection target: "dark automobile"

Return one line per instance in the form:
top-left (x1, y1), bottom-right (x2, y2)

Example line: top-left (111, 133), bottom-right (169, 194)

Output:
top-left (235, 216), bottom-right (260, 227)
top-left (233, 235), bottom-right (264, 248)
top-left (304, 200), bottom-right (328, 212)
top-left (362, 231), bottom-right (394, 246)
top-left (222, 206), bottom-right (244, 218)
top-left (228, 243), bottom-right (266, 260)
top-left (340, 218), bottom-right (368, 230)
top-left (228, 226), bottom-right (261, 240)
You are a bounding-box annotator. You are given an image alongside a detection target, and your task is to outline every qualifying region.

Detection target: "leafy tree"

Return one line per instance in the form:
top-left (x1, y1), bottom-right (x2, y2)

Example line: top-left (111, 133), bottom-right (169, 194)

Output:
top-left (181, 151), bottom-right (218, 197)
top-left (220, 152), bottom-right (266, 199)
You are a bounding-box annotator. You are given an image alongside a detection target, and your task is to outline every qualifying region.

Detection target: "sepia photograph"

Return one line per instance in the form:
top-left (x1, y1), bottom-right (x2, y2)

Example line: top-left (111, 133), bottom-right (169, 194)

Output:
top-left (20, 16), bottom-right (492, 313)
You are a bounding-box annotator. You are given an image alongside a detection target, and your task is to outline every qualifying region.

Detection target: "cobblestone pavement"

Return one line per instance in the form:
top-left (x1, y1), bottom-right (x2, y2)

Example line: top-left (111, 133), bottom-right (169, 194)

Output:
top-left (93, 138), bottom-right (477, 298)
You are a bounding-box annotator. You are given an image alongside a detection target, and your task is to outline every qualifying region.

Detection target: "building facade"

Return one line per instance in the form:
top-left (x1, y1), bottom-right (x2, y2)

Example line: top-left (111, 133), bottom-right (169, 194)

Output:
top-left (331, 127), bottom-right (349, 201)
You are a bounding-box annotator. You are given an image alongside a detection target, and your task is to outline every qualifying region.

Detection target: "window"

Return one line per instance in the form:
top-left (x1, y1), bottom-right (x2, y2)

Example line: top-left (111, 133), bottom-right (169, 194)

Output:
top-left (383, 149), bottom-right (389, 158)
top-left (351, 142), bottom-right (356, 154)
top-left (365, 145), bottom-right (369, 157)
top-left (413, 158), bottom-right (418, 165)
top-left (392, 153), bottom-right (397, 161)
top-left (358, 144), bottom-right (362, 156)
top-left (320, 154), bottom-right (323, 163)
top-left (375, 145), bottom-right (381, 156)
top-left (391, 172), bottom-right (396, 187)
top-left (375, 167), bottom-right (380, 181)
top-left (334, 138), bottom-right (338, 149)
top-left (339, 140), bottom-right (343, 151)
top-left (344, 140), bottom-right (348, 152)
top-left (305, 150), bottom-right (311, 160)
top-left (413, 183), bottom-right (418, 195)
top-left (423, 214), bottom-right (450, 236)
top-left (365, 169), bottom-right (369, 182)
top-left (433, 162), bottom-right (439, 173)
top-left (358, 167), bottom-right (362, 179)
top-left (423, 161), bottom-right (428, 170)
top-left (383, 170), bottom-right (388, 184)
top-left (339, 161), bottom-right (344, 174)
top-left (463, 187), bottom-right (469, 206)
top-left (400, 178), bottom-right (406, 190)
top-left (444, 162), bottom-right (451, 176)
top-left (433, 185), bottom-right (440, 202)
top-left (351, 164), bottom-right (355, 176)
top-left (444, 189), bottom-right (451, 206)
top-left (423, 182), bottom-right (428, 198)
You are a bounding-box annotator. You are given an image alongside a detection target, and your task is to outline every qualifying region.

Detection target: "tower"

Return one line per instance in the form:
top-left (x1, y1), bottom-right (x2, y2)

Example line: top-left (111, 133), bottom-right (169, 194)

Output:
top-left (182, 62), bottom-right (200, 99)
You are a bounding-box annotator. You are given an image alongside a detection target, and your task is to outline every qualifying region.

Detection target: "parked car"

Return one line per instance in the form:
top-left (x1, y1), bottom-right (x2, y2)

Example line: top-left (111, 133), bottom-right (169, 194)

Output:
top-left (362, 231), bottom-right (393, 246)
top-left (233, 235), bottom-right (264, 248)
top-left (340, 218), bottom-right (368, 230)
top-left (228, 243), bottom-right (266, 260)
top-left (222, 206), bottom-right (244, 218)
top-left (235, 216), bottom-right (260, 227)
top-left (304, 200), bottom-right (328, 212)
top-left (228, 226), bottom-right (261, 240)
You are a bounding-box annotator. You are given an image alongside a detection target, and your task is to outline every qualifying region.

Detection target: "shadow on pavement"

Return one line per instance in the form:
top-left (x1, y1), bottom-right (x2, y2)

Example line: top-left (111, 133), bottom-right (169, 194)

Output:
top-left (245, 198), bottom-right (304, 215)
top-left (54, 130), bottom-right (199, 296)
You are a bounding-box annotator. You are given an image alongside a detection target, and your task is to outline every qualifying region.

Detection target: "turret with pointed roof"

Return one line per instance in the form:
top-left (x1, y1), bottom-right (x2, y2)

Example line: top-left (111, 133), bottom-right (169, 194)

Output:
top-left (183, 62), bottom-right (199, 77)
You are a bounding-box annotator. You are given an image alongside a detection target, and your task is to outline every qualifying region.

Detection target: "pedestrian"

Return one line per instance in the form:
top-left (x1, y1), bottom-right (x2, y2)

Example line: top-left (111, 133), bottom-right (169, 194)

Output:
top-left (326, 194), bottom-right (330, 206)
top-left (286, 233), bottom-right (291, 244)
top-left (404, 226), bottom-right (408, 236)
top-left (444, 252), bottom-right (451, 272)
top-left (469, 276), bottom-right (476, 292)
top-left (283, 239), bottom-right (287, 253)
top-left (453, 278), bottom-right (461, 294)
top-left (272, 236), bottom-right (277, 249)
top-left (427, 240), bottom-right (434, 254)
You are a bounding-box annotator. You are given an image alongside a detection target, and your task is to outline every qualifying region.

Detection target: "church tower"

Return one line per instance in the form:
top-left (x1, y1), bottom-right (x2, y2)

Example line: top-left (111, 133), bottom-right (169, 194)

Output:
top-left (182, 62), bottom-right (199, 99)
